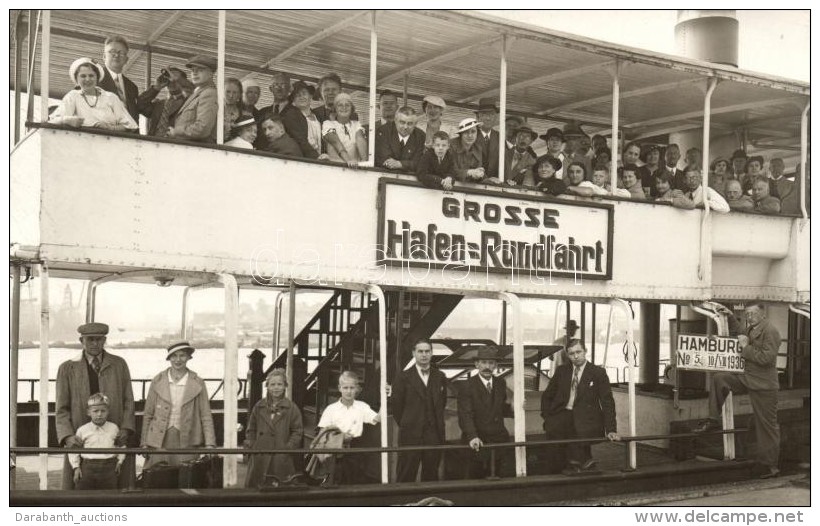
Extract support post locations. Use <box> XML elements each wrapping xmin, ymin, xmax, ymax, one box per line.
<box><xmin>40</xmin><ymin>10</ymin><xmax>50</xmax><ymax>122</ymax></box>
<box><xmin>218</xmin><ymin>273</ymin><xmax>239</xmax><ymax>487</ymax></box>
<box><xmin>14</xmin><ymin>13</ymin><xmax>25</xmax><ymax>143</ymax></box>
<box><xmin>367</xmin><ymin>10</ymin><xmax>378</xmax><ymax>167</ymax></box>
<box><xmin>609</xmin><ymin>61</ymin><xmax>620</xmax><ymax>191</ymax></box>
<box><xmin>610</xmin><ymin>298</ymin><xmax>636</xmax><ymax>470</ymax></box>
<box><xmin>402</xmin><ymin>73</ymin><xmax>408</xmax><ymax>106</ymax></box>
<box><xmin>499</xmin><ymin>292</ymin><xmax>526</xmax><ymax>476</ymax></box>
<box><xmin>273</xmin><ymin>292</ymin><xmax>285</xmax><ymax>360</ymax></box>
<box><xmin>38</xmin><ymin>263</ymin><xmax>50</xmax><ymax>489</ymax></box>
<box><xmin>27</xmin><ymin>10</ymin><xmax>37</xmax><ymax>124</ymax></box>
<box><xmin>800</xmin><ymin>101</ymin><xmax>810</xmax><ymax>219</ymax></box>
<box><xmin>366</xmin><ymin>284</ymin><xmax>389</xmax><ymax>483</ymax></box>
<box><xmin>497</xmin><ymin>35</ymin><xmax>508</xmax><ymax>183</ymax></box>
<box><xmin>145</xmin><ymin>45</ymin><xmax>152</xmax><ymax>91</ymax></box>
<box><xmin>11</xmin><ymin>265</ymin><xmax>22</xmax><ymax>471</ymax></box>
<box><xmin>499</xmin><ymin>301</ymin><xmax>507</xmax><ymax>345</ymax></box>
<box><xmin>286</xmin><ymin>282</ymin><xmax>296</xmax><ymax>399</ymax></box>
<box><xmin>216</xmin><ymin>10</ymin><xmax>226</xmax><ymax>145</ymax></box>
<box><xmin>698</xmin><ymin>78</ymin><xmax>718</xmax><ymax>282</ymax></box>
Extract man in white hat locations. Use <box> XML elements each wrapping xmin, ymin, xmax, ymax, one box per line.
<box><xmin>242</xmin><ymin>79</ymin><xmax>262</xmax><ymax>121</ymax></box>
<box><xmin>56</xmin><ymin>322</ymin><xmax>135</xmax><ymax>489</ymax></box>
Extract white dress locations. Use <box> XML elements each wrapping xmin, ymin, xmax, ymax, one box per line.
<box><xmin>322</xmin><ymin>119</ymin><xmax>364</xmax><ymax>162</ymax></box>
<box><xmin>51</xmin><ymin>88</ymin><xmax>138</xmax><ymax>130</ymax></box>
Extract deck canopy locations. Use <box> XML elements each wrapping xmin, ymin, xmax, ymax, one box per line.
<box><xmin>11</xmin><ymin>9</ymin><xmax>808</xmax><ymax>147</ymax></box>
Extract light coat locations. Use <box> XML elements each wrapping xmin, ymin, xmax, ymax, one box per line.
<box><xmin>140</xmin><ymin>369</ymin><xmax>216</xmax><ymax>449</ymax></box>
<box><xmin>170</xmin><ymin>81</ymin><xmax>218</xmax><ymax>143</ymax></box>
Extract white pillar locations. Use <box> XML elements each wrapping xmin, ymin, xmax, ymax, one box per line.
<box><xmin>367</xmin><ymin>10</ymin><xmax>378</xmax><ymax>168</ymax></box>
<box><xmin>800</xmin><ymin>101</ymin><xmax>810</xmax><ymax>219</ymax></box>
<box><xmin>216</xmin><ymin>10</ymin><xmax>226</xmax><ymax>145</ymax></box>
<box><xmin>218</xmin><ymin>273</ymin><xmax>239</xmax><ymax>486</ymax></box>
<box><xmin>497</xmin><ymin>36</ymin><xmax>508</xmax><ymax>183</ymax></box>
<box><xmin>286</xmin><ymin>281</ymin><xmax>296</xmax><ymax>399</ymax></box>
<box><xmin>499</xmin><ymin>292</ymin><xmax>526</xmax><ymax>476</ymax></box>
<box><xmin>700</xmin><ymin>78</ymin><xmax>718</xmax><ymax>213</ymax></box>
<box><xmin>610</xmin><ymin>298</ymin><xmax>636</xmax><ymax>470</ymax></box>
<box><xmin>366</xmin><ymin>284</ymin><xmax>389</xmax><ymax>483</ymax></box>
<box><xmin>39</xmin><ymin>10</ymin><xmax>50</xmax><ymax>122</ymax></box>
<box><xmin>10</xmin><ymin>266</ymin><xmax>21</xmax><ymax>463</ymax></box>
<box><xmin>38</xmin><ymin>263</ymin><xmax>50</xmax><ymax>489</ymax></box>
<box><xmin>609</xmin><ymin>61</ymin><xmax>621</xmax><ymax>191</ymax></box>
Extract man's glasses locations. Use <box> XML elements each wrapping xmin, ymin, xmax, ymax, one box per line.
<box><xmin>106</xmin><ymin>50</ymin><xmax>127</xmax><ymax>56</ymax></box>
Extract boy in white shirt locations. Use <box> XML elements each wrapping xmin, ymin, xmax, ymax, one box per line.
<box><xmin>69</xmin><ymin>393</ymin><xmax>125</xmax><ymax>490</ymax></box>
<box><xmin>317</xmin><ymin>371</ymin><xmax>381</xmax><ymax>484</ymax></box>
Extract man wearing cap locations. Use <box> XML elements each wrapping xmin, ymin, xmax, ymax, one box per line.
<box><xmin>417</xmin><ymin>95</ymin><xmax>454</xmax><ymax>147</ymax></box>
<box><xmin>242</xmin><ymin>79</ymin><xmax>262</xmax><ymax>121</ymax></box>
<box><xmin>168</xmin><ymin>54</ymin><xmax>218</xmax><ymax>143</ymax></box>
<box><xmin>136</xmin><ymin>66</ymin><xmax>193</xmax><ymax>137</ymax></box>
<box><xmin>541</xmin><ymin>339</ymin><xmax>618</xmax><ymax>475</ymax></box>
<box><xmin>390</xmin><ymin>340</ymin><xmax>448</xmax><ymax>482</ymax></box>
<box><xmin>56</xmin><ymin>322</ymin><xmax>136</xmax><ymax>489</ymax></box>
<box><xmin>505</xmin><ymin>125</ymin><xmax>538</xmax><ymax>185</ymax></box>
<box><xmin>98</xmin><ymin>35</ymin><xmax>140</xmax><ymax>123</ymax></box>
<box><xmin>375</xmin><ymin>106</ymin><xmax>426</xmax><ymax>172</ymax></box>
<box><xmin>457</xmin><ymin>346</ymin><xmax>514</xmax><ymax>478</ymax></box>
<box><xmin>539</xmin><ymin>127</ymin><xmax>567</xmax><ymax>179</ymax></box>
<box><xmin>475</xmin><ymin>97</ymin><xmax>501</xmax><ymax>179</ymax></box>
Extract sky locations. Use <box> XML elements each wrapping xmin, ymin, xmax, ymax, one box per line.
<box><xmin>488</xmin><ymin>10</ymin><xmax>809</xmax><ymax>82</ymax></box>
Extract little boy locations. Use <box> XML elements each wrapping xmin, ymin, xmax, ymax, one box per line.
<box><xmin>69</xmin><ymin>393</ymin><xmax>125</xmax><ymax>490</ymax></box>
<box><xmin>591</xmin><ymin>165</ymin><xmax>630</xmax><ymax>198</ymax></box>
<box><xmin>416</xmin><ymin>131</ymin><xmax>456</xmax><ymax>190</ymax></box>
<box><xmin>317</xmin><ymin>371</ymin><xmax>381</xmax><ymax>484</ymax></box>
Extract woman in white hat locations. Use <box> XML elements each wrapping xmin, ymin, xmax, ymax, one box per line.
<box><xmin>50</xmin><ymin>57</ymin><xmax>138</xmax><ymax>131</ymax></box>
<box><xmin>322</xmin><ymin>92</ymin><xmax>367</xmax><ymax>166</ymax></box>
<box><xmin>450</xmin><ymin>118</ymin><xmax>487</xmax><ymax>183</ymax></box>
<box><xmin>416</xmin><ymin>95</ymin><xmax>455</xmax><ymax>147</ymax></box>
<box><xmin>225</xmin><ymin>114</ymin><xmax>258</xmax><ymax>149</ymax></box>
<box><xmin>140</xmin><ymin>341</ymin><xmax>216</xmax><ymax>470</ymax></box>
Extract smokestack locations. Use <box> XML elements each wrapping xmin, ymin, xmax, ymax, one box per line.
<box><xmin>675</xmin><ymin>10</ymin><xmax>739</xmax><ymax>67</ymax></box>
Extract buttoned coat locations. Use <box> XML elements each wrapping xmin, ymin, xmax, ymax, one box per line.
<box><xmin>140</xmin><ymin>369</ymin><xmax>216</xmax><ymax>449</ymax></box>
<box><xmin>742</xmin><ymin>319</ymin><xmax>781</xmax><ymax>390</ymax></box>
<box><xmin>279</xmin><ymin>105</ymin><xmax>321</xmax><ymax>159</ymax></box>
<box><xmin>541</xmin><ymin>362</ymin><xmax>616</xmax><ymax>438</ymax></box>
<box><xmin>477</xmin><ymin>129</ymin><xmax>500</xmax><ymax>178</ymax></box>
<box><xmin>244</xmin><ymin>396</ymin><xmax>303</xmax><ymax>487</ymax></box>
<box><xmin>450</xmin><ymin>138</ymin><xmax>486</xmax><ymax>182</ymax></box>
<box><xmin>391</xmin><ymin>366</ymin><xmax>447</xmax><ymax>444</ymax></box>
<box><xmin>170</xmin><ymin>81</ymin><xmax>218</xmax><ymax>143</ymax></box>
<box><xmin>375</xmin><ymin>123</ymin><xmax>426</xmax><ymax>172</ymax></box>
<box><xmin>457</xmin><ymin>375</ymin><xmax>511</xmax><ymax>443</ymax></box>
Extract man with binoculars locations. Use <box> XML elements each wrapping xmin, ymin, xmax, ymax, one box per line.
<box><xmin>136</xmin><ymin>66</ymin><xmax>195</xmax><ymax>138</ymax></box>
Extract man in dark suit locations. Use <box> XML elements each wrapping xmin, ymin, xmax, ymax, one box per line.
<box><xmin>375</xmin><ymin>106</ymin><xmax>426</xmax><ymax>172</ymax></box>
<box><xmin>664</xmin><ymin>143</ymin><xmax>687</xmax><ymax>190</ymax></box>
<box><xmin>541</xmin><ymin>339</ymin><xmax>619</xmax><ymax>475</ymax></box>
<box><xmin>475</xmin><ymin>97</ymin><xmax>500</xmax><ymax>179</ymax></box>
<box><xmin>98</xmin><ymin>35</ymin><xmax>140</xmax><ymax>123</ymax></box>
<box><xmin>391</xmin><ymin>340</ymin><xmax>447</xmax><ymax>482</ymax></box>
<box><xmin>136</xmin><ymin>66</ymin><xmax>192</xmax><ymax>137</ymax></box>
<box><xmin>457</xmin><ymin>346</ymin><xmax>514</xmax><ymax>478</ymax></box>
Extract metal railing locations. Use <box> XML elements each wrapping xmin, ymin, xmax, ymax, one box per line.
<box><xmin>15</xmin><ymin>378</ymin><xmax>248</xmax><ymax>404</ymax></box>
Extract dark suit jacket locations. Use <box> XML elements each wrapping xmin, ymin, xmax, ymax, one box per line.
<box><xmin>458</xmin><ymin>375</ymin><xmax>512</xmax><ymax>443</ymax></box>
<box><xmin>98</xmin><ymin>67</ymin><xmax>140</xmax><ymax>122</ymax></box>
<box><xmin>391</xmin><ymin>366</ymin><xmax>447</xmax><ymax>444</ymax></box>
<box><xmin>135</xmin><ymin>87</ymin><xmax>187</xmax><ymax>137</ymax></box>
<box><xmin>279</xmin><ymin>105</ymin><xmax>320</xmax><ymax>159</ymax></box>
<box><xmin>416</xmin><ymin>149</ymin><xmax>456</xmax><ymax>188</ymax></box>
<box><xmin>541</xmin><ymin>362</ymin><xmax>616</xmax><ymax>438</ymax></box>
<box><xmin>266</xmin><ymin>134</ymin><xmax>303</xmax><ymax>158</ymax></box>
<box><xmin>375</xmin><ymin>124</ymin><xmax>426</xmax><ymax>172</ymax></box>
<box><xmin>477</xmin><ymin>129</ymin><xmax>500</xmax><ymax>178</ymax></box>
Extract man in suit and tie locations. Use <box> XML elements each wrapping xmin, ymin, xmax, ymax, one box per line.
<box><xmin>541</xmin><ymin>339</ymin><xmax>619</xmax><ymax>475</ymax></box>
<box><xmin>505</xmin><ymin>125</ymin><xmax>538</xmax><ymax>185</ymax></box>
<box><xmin>56</xmin><ymin>322</ymin><xmax>136</xmax><ymax>489</ymax></box>
<box><xmin>390</xmin><ymin>340</ymin><xmax>447</xmax><ymax>482</ymax></box>
<box><xmin>458</xmin><ymin>346</ymin><xmax>514</xmax><ymax>478</ymax></box>
<box><xmin>136</xmin><ymin>66</ymin><xmax>193</xmax><ymax>137</ymax></box>
<box><xmin>475</xmin><ymin>97</ymin><xmax>500</xmax><ymax>179</ymax></box>
<box><xmin>375</xmin><ymin>106</ymin><xmax>426</xmax><ymax>173</ymax></box>
<box><xmin>664</xmin><ymin>143</ymin><xmax>687</xmax><ymax>191</ymax></box>
<box><xmin>258</xmin><ymin>72</ymin><xmax>291</xmax><ymax>117</ymax></box>
<box><xmin>167</xmin><ymin>55</ymin><xmax>218</xmax><ymax>143</ymax></box>
<box><xmin>98</xmin><ymin>35</ymin><xmax>140</xmax><ymax>123</ymax></box>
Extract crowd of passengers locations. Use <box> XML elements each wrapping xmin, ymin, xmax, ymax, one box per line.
<box><xmin>51</xmin><ymin>36</ymin><xmax>805</xmax><ymax>216</ymax></box>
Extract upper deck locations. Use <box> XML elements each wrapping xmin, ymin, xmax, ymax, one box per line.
<box><xmin>10</xmin><ymin>124</ymin><xmax>809</xmax><ymax>303</ymax></box>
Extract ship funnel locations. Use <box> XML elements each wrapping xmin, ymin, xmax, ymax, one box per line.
<box><xmin>675</xmin><ymin>10</ymin><xmax>739</xmax><ymax>67</ymax></box>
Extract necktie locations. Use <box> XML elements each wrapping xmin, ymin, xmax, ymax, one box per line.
<box><xmin>567</xmin><ymin>367</ymin><xmax>580</xmax><ymax>409</ymax></box>
<box><xmin>274</xmin><ymin>103</ymin><xmax>281</xmax><ymax>115</ymax></box>
<box><xmin>486</xmin><ymin>380</ymin><xmax>492</xmax><ymax>394</ymax></box>
<box><xmin>91</xmin><ymin>356</ymin><xmax>101</xmax><ymax>375</ymax></box>
<box><xmin>114</xmin><ymin>74</ymin><xmax>126</xmax><ymax>101</ymax></box>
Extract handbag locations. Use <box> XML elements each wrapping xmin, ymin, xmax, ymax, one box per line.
<box><xmin>139</xmin><ymin>461</ymin><xmax>180</xmax><ymax>489</ymax></box>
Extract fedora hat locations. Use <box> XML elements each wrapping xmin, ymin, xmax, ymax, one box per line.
<box><xmin>69</xmin><ymin>57</ymin><xmax>105</xmax><ymax>84</ymax></box>
<box><xmin>166</xmin><ymin>341</ymin><xmax>195</xmax><ymax>360</ymax></box>
<box><xmin>540</xmin><ymin>127</ymin><xmax>564</xmax><ymax>142</ymax></box>
<box><xmin>476</xmin><ymin>97</ymin><xmax>499</xmax><ymax>113</ymax></box>
<box><xmin>475</xmin><ymin>345</ymin><xmax>499</xmax><ymax>361</ymax></box>
<box><xmin>514</xmin><ymin>125</ymin><xmax>538</xmax><ymax>142</ymax></box>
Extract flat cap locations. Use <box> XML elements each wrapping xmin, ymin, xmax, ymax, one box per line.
<box><xmin>422</xmin><ymin>95</ymin><xmax>446</xmax><ymax>109</ymax></box>
<box><xmin>185</xmin><ymin>54</ymin><xmax>217</xmax><ymax>71</ymax></box>
<box><xmin>78</xmin><ymin>322</ymin><xmax>109</xmax><ymax>336</ymax></box>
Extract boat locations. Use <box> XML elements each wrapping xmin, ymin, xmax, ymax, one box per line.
<box><xmin>9</xmin><ymin>9</ymin><xmax>810</xmax><ymax>506</ymax></box>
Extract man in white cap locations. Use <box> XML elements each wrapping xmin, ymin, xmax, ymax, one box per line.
<box><xmin>168</xmin><ymin>54</ymin><xmax>218</xmax><ymax>143</ymax></box>
<box><xmin>56</xmin><ymin>322</ymin><xmax>135</xmax><ymax>489</ymax></box>
<box><xmin>242</xmin><ymin>79</ymin><xmax>262</xmax><ymax>121</ymax></box>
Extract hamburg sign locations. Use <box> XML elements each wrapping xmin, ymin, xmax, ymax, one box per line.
<box><xmin>376</xmin><ymin>180</ymin><xmax>614</xmax><ymax>280</ymax></box>
<box><xmin>676</xmin><ymin>334</ymin><xmax>745</xmax><ymax>373</ymax></box>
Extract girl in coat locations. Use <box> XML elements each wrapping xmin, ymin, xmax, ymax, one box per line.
<box><xmin>140</xmin><ymin>341</ymin><xmax>216</xmax><ymax>469</ymax></box>
<box><xmin>244</xmin><ymin>369</ymin><xmax>304</xmax><ymax>487</ymax></box>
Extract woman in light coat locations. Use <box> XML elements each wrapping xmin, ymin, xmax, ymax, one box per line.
<box><xmin>244</xmin><ymin>369</ymin><xmax>304</xmax><ymax>487</ymax></box>
<box><xmin>141</xmin><ymin>341</ymin><xmax>216</xmax><ymax>468</ymax></box>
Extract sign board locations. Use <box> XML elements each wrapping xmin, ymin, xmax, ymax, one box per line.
<box><xmin>377</xmin><ymin>180</ymin><xmax>613</xmax><ymax>280</ymax></box>
<box><xmin>676</xmin><ymin>333</ymin><xmax>745</xmax><ymax>373</ymax></box>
